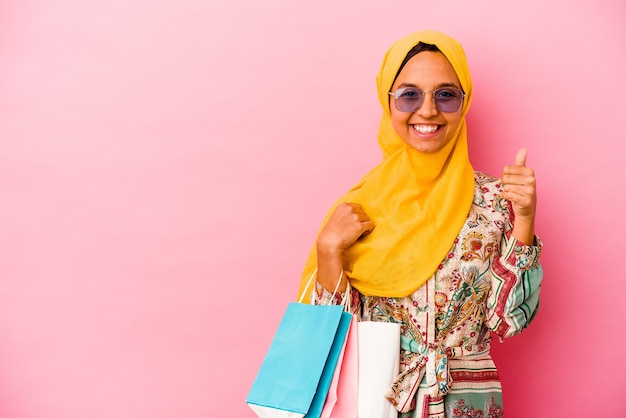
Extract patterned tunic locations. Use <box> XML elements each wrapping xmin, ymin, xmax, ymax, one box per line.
<box><xmin>313</xmin><ymin>172</ymin><xmax>543</xmax><ymax>418</ymax></box>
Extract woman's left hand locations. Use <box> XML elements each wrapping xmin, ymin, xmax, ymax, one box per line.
<box><xmin>501</xmin><ymin>148</ymin><xmax>537</xmax><ymax>245</ymax></box>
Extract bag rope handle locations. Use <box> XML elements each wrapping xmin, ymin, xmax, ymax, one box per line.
<box><xmin>298</xmin><ymin>268</ymin><xmax>345</xmax><ymax>305</ymax></box>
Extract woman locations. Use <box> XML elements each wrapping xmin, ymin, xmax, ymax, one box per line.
<box><xmin>297</xmin><ymin>31</ymin><xmax>543</xmax><ymax>417</ymax></box>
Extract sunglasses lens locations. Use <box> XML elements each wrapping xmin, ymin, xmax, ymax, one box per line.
<box><xmin>433</xmin><ymin>88</ymin><xmax>463</xmax><ymax>112</ymax></box>
<box><xmin>394</xmin><ymin>88</ymin><xmax>423</xmax><ymax>112</ymax></box>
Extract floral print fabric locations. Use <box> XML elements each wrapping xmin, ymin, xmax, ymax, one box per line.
<box><xmin>313</xmin><ymin>172</ymin><xmax>543</xmax><ymax>417</ymax></box>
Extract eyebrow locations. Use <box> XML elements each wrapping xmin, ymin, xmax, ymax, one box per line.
<box><xmin>396</xmin><ymin>81</ymin><xmax>461</xmax><ymax>90</ymax></box>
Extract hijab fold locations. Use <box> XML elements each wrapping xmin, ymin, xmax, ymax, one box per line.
<box><xmin>297</xmin><ymin>31</ymin><xmax>475</xmax><ymax>301</ymax></box>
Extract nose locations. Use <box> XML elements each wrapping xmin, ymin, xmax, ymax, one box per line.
<box><xmin>416</xmin><ymin>91</ymin><xmax>439</xmax><ymax>118</ymax></box>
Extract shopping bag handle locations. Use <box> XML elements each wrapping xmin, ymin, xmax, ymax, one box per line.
<box><xmin>343</xmin><ymin>280</ymin><xmax>352</xmax><ymax>312</ymax></box>
<box><xmin>298</xmin><ymin>268</ymin><xmax>344</xmax><ymax>305</ymax></box>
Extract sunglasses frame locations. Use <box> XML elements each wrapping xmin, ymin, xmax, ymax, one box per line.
<box><xmin>388</xmin><ymin>86</ymin><xmax>466</xmax><ymax>113</ymax></box>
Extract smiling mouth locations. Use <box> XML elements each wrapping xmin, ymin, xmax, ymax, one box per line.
<box><xmin>412</xmin><ymin>124</ymin><xmax>440</xmax><ymax>134</ymax></box>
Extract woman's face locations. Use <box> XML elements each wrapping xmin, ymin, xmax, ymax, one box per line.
<box><xmin>389</xmin><ymin>51</ymin><xmax>463</xmax><ymax>153</ymax></box>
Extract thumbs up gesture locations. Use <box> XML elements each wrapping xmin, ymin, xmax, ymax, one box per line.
<box><xmin>501</xmin><ymin>148</ymin><xmax>537</xmax><ymax>245</ymax></box>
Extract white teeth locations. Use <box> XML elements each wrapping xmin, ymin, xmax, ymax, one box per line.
<box><xmin>413</xmin><ymin>124</ymin><xmax>438</xmax><ymax>133</ymax></box>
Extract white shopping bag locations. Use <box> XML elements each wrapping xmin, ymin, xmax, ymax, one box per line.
<box><xmin>357</xmin><ymin>321</ymin><xmax>400</xmax><ymax>418</ymax></box>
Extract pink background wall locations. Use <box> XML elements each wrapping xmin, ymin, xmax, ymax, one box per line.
<box><xmin>1</xmin><ymin>0</ymin><xmax>625</xmax><ymax>417</ymax></box>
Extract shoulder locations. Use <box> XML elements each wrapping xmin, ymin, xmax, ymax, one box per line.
<box><xmin>472</xmin><ymin>171</ymin><xmax>510</xmax><ymax>217</ymax></box>
<box><xmin>473</xmin><ymin>171</ymin><xmax>502</xmax><ymax>198</ymax></box>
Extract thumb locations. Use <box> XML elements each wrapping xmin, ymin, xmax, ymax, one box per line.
<box><xmin>515</xmin><ymin>148</ymin><xmax>528</xmax><ymax>167</ymax></box>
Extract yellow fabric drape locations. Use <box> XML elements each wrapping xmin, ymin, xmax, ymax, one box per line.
<box><xmin>297</xmin><ymin>30</ymin><xmax>475</xmax><ymax>302</ymax></box>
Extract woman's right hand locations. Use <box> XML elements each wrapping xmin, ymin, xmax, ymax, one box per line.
<box><xmin>317</xmin><ymin>202</ymin><xmax>375</xmax><ymax>253</ymax></box>
<box><xmin>315</xmin><ymin>203</ymin><xmax>374</xmax><ymax>292</ymax></box>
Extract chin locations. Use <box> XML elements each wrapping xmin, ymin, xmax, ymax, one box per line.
<box><xmin>408</xmin><ymin>141</ymin><xmax>445</xmax><ymax>154</ymax></box>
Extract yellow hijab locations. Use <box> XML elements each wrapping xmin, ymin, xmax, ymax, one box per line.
<box><xmin>297</xmin><ymin>31</ymin><xmax>475</xmax><ymax>301</ymax></box>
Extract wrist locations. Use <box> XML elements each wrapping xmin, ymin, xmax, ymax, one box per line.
<box><xmin>512</xmin><ymin>217</ymin><xmax>535</xmax><ymax>246</ymax></box>
<box><xmin>315</xmin><ymin>246</ymin><xmax>347</xmax><ymax>293</ymax></box>
<box><xmin>315</xmin><ymin>238</ymin><xmax>344</xmax><ymax>258</ymax></box>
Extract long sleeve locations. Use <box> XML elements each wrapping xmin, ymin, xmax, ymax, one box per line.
<box><xmin>311</xmin><ymin>281</ymin><xmax>361</xmax><ymax>317</ymax></box>
<box><xmin>486</xmin><ymin>233</ymin><xmax>543</xmax><ymax>339</ymax></box>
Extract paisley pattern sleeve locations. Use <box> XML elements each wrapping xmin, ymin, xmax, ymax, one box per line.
<box><xmin>311</xmin><ymin>281</ymin><xmax>362</xmax><ymax>316</ymax></box>
<box><xmin>486</xmin><ymin>233</ymin><xmax>543</xmax><ymax>339</ymax></box>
